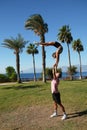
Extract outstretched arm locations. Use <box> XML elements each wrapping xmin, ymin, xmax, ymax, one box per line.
<box><xmin>40</xmin><ymin>42</ymin><xmax>55</xmax><ymax>46</ymax></box>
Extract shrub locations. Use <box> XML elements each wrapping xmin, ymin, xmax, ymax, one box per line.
<box><xmin>0</xmin><ymin>74</ymin><xmax>9</xmax><ymax>83</ymax></box>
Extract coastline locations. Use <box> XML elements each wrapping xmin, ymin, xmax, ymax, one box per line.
<box><xmin>20</xmin><ymin>72</ymin><xmax>87</xmax><ymax>81</ymax></box>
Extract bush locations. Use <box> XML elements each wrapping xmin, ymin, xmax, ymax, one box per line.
<box><xmin>0</xmin><ymin>74</ymin><xmax>9</xmax><ymax>83</ymax></box>
<box><xmin>9</xmin><ymin>73</ymin><xmax>17</xmax><ymax>82</ymax></box>
<box><xmin>6</xmin><ymin>66</ymin><xmax>17</xmax><ymax>82</ymax></box>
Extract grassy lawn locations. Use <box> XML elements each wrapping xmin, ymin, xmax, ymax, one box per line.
<box><xmin>0</xmin><ymin>80</ymin><xmax>87</xmax><ymax>130</ymax></box>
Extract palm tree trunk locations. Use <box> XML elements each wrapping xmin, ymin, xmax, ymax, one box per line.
<box><xmin>32</xmin><ymin>54</ymin><xmax>36</xmax><ymax>81</ymax></box>
<box><xmin>42</xmin><ymin>46</ymin><xmax>46</xmax><ymax>82</ymax></box>
<box><xmin>67</xmin><ymin>43</ymin><xmax>73</xmax><ymax>80</ymax></box>
<box><xmin>78</xmin><ymin>52</ymin><xmax>82</xmax><ymax>79</ymax></box>
<box><xmin>40</xmin><ymin>35</ymin><xmax>46</xmax><ymax>82</ymax></box>
<box><xmin>16</xmin><ymin>53</ymin><xmax>21</xmax><ymax>83</ymax></box>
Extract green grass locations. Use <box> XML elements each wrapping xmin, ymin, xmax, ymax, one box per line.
<box><xmin>0</xmin><ymin>81</ymin><xmax>51</xmax><ymax>112</ymax></box>
<box><xmin>0</xmin><ymin>80</ymin><xmax>87</xmax><ymax>130</ymax></box>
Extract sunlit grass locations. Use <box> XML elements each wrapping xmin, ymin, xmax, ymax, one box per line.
<box><xmin>0</xmin><ymin>80</ymin><xmax>87</xmax><ymax>112</ymax></box>
<box><xmin>0</xmin><ymin>80</ymin><xmax>87</xmax><ymax>130</ymax></box>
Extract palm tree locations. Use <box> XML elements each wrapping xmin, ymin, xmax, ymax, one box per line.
<box><xmin>2</xmin><ymin>34</ymin><xmax>28</xmax><ymax>83</ymax></box>
<box><xmin>72</xmin><ymin>39</ymin><xmax>84</xmax><ymax>79</ymax></box>
<box><xmin>25</xmin><ymin>14</ymin><xmax>48</xmax><ymax>82</ymax></box>
<box><xmin>26</xmin><ymin>43</ymin><xmax>39</xmax><ymax>81</ymax></box>
<box><xmin>58</xmin><ymin>25</ymin><xmax>73</xmax><ymax>80</ymax></box>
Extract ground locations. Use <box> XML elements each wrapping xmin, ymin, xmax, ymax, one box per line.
<box><xmin>0</xmin><ymin>81</ymin><xmax>87</xmax><ymax>130</ymax></box>
<box><xmin>0</xmin><ymin>105</ymin><xmax>87</xmax><ymax>130</ymax></box>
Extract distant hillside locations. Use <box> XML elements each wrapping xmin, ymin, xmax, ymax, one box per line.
<box><xmin>61</xmin><ymin>65</ymin><xmax>87</xmax><ymax>72</ymax></box>
<box><xmin>21</xmin><ymin>65</ymin><xmax>87</xmax><ymax>73</ymax></box>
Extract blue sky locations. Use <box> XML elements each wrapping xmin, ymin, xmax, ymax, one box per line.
<box><xmin>0</xmin><ymin>0</ymin><xmax>87</xmax><ymax>73</ymax></box>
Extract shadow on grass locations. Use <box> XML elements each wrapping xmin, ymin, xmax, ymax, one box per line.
<box><xmin>2</xmin><ymin>84</ymin><xmax>42</xmax><ymax>90</ymax></box>
<box><xmin>67</xmin><ymin>109</ymin><xmax>87</xmax><ymax>119</ymax></box>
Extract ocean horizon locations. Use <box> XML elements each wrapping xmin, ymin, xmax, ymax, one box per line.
<box><xmin>20</xmin><ymin>72</ymin><xmax>87</xmax><ymax>81</ymax></box>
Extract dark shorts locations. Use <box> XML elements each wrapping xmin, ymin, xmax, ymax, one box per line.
<box><xmin>52</xmin><ymin>92</ymin><xmax>61</xmax><ymax>105</ymax></box>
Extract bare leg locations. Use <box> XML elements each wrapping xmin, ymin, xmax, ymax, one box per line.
<box><xmin>59</xmin><ymin>103</ymin><xmax>66</xmax><ymax>113</ymax></box>
<box><xmin>54</xmin><ymin>101</ymin><xmax>58</xmax><ymax>112</ymax></box>
<box><xmin>50</xmin><ymin>102</ymin><xmax>58</xmax><ymax>117</ymax></box>
<box><xmin>59</xmin><ymin>103</ymin><xmax>67</xmax><ymax>120</ymax></box>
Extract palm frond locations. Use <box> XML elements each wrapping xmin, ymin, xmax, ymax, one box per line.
<box><xmin>2</xmin><ymin>34</ymin><xmax>28</xmax><ymax>53</ymax></box>
<box><xmin>25</xmin><ymin>14</ymin><xmax>48</xmax><ymax>35</ymax></box>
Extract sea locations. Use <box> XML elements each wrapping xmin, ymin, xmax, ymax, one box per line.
<box><xmin>20</xmin><ymin>72</ymin><xmax>87</xmax><ymax>81</ymax></box>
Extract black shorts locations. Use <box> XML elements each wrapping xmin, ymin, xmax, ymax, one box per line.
<box><xmin>52</xmin><ymin>92</ymin><xmax>61</xmax><ymax>105</ymax></box>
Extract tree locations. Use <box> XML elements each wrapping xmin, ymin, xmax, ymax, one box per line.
<box><xmin>6</xmin><ymin>66</ymin><xmax>17</xmax><ymax>81</ymax></box>
<box><xmin>45</xmin><ymin>68</ymin><xmax>53</xmax><ymax>79</ymax></box>
<box><xmin>6</xmin><ymin>66</ymin><xmax>16</xmax><ymax>77</ymax></box>
<box><xmin>72</xmin><ymin>39</ymin><xmax>84</xmax><ymax>79</ymax></box>
<box><xmin>58</xmin><ymin>25</ymin><xmax>73</xmax><ymax>80</ymax></box>
<box><xmin>2</xmin><ymin>34</ymin><xmax>28</xmax><ymax>83</ymax></box>
<box><xmin>26</xmin><ymin>43</ymin><xmax>39</xmax><ymax>81</ymax></box>
<box><xmin>67</xmin><ymin>65</ymin><xmax>77</xmax><ymax>80</ymax></box>
<box><xmin>25</xmin><ymin>14</ymin><xmax>48</xmax><ymax>82</ymax></box>
<box><xmin>0</xmin><ymin>74</ymin><xmax>9</xmax><ymax>83</ymax></box>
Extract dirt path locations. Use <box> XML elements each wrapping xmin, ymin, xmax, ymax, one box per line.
<box><xmin>0</xmin><ymin>82</ymin><xmax>16</xmax><ymax>86</ymax></box>
<box><xmin>0</xmin><ymin>105</ymin><xmax>87</xmax><ymax>130</ymax></box>
<box><xmin>0</xmin><ymin>105</ymin><xmax>65</xmax><ymax>130</ymax></box>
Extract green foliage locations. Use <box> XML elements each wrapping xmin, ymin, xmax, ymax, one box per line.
<box><xmin>58</xmin><ymin>25</ymin><xmax>73</xmax><ymax>44</ymax></box>
<box><xmin>67</xmin><ymin>65</ymin><xmax>77</xmax><ymax>76</ymax></box>
<box><xmin>9</xmin><ymin>73</ymin><xmax>17</xmax><ymax>81</ymax></box>
<box><xmin>26</xmin><ymin>43</ymin><xmax>39</xmax><ymax>55</ymax></box>
<box><xmin>2</xmin><ymin>34</ymin><xmax>28</xmax><ymax>53</ymax></box>
<box><xmin>6</xmin><ymin>66</ymin><xmax>16</xmax><ymax>77</ymax></box>
<box><xmin>72</xmin><ymin>39</ymin><xmax>84</xmax><ymax>52</ymax></box>
<box><xmin>25</xmin><ymin>14</ymin><xmax>48</xmax><ymax>36</ymax></box>
<box><xmin>0</xmin><ymin>74</ymin><xmax>9</xmax><ymax>83</ymax></box>
<box><xmin>6</xmin><ymin>66</ymin><xmax>17</xmax><ymax>82</ymax></box>
<box><xmin>45</xmin><ymin>68</ymin><xmax>53</xmax><ymax>79</ymax></box>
